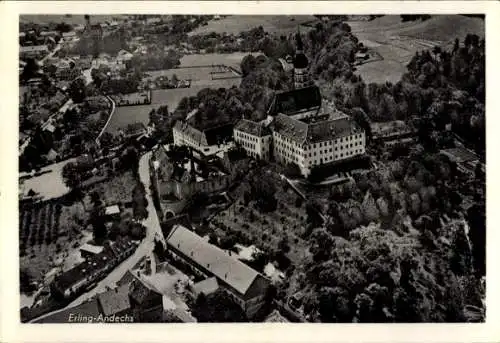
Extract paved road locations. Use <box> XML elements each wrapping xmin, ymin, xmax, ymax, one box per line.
<box><xmin>96</xmin><ymin>96</ymin><xmax>116</xmax><ymax>142</ymax></box>
<box><xmin>66</xmin><ymin>152</ymin><xmax>165</xmax><ymax>305</ymax></box>
<box><xmin>30</xmin><ymin>152</ymin><xmax>166</xmax><ymax>321</ymax></box>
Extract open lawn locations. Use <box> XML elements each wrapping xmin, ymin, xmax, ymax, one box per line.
<box><xmin>350</xmin><ymin>15</ymin><xmax>484</xmax><ymax>84</ymax></box>
<box><xmin>145</xmin><ymin>66</ymin><xmax>240</xmax><ymax>82</ymax></box>
<box><xmin>104</xmin><ymin>54</ymin><xmax>246</xmax><ymax>134</ymax></box>
<box><xmin>104</xmin><ymin>86</ymin><xmax>209</xmax><ymax>134</ymax></box>
<box><xmin>188</xmin><ymin>15</ymin><xmax>317</xmax><ymax>36</ymax></box>
<box><xmin>179</xmin><ymin>53</ymin><xmax>258</xmax><ymax>71</ymax></box>
<box><xmin>85</xmin><ymin>170</ymin><xmax>137</xmax><ymax>207</ymax></box>
<box><xmin>19</xmin><ymin>158</ymin><xmax>77</xmax><ymax>201</ymax></box>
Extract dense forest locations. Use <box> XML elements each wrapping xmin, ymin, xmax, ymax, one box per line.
<box><xmin>326</xmin><ymin>33</ymin><xmax>485</xmax><ymax>155</ymax></box>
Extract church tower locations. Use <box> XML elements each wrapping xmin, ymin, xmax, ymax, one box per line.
<box><xmin>293</xmin><ymin>28</ymin><xmax>312</xmax><ymax>89</ymax></box>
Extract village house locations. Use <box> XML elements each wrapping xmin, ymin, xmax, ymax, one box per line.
<box><xmin>51</xmin><ymin>238</ymin><xmax>137</xmax><ymax>300</ymax></box>
<box><xmin>80</xmin><ymin>243</ymin><xmax>104</xmax><ymax>259</ymax></box>
<box><xmin>20</xmin><ymin>45</ymin><xmax>49</xmax><ymax>60</ymax></box>
<box><xmin>97</xmin><ymin>284</ymin><xmax>132</xmax><ymax>317</ymax></box>
<box><xmin>173</xmin><ymin>121</ymin><xmax>234</xmax><ymax>158</ymax></box>
<box><xmin>165</xmin><ymin>225</ymin><xmax>271</xmax><ymax>318</ymax></box>
<box><xmin>129</xmin><ymin>277</ymin><xmax>164</xmax><ymax>322</ymax></box>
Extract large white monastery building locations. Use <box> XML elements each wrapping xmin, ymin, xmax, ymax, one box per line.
<box><xmin>234</xmin><ymin>30</ymin><xmax>366</xmax><ymax>176</ymax></box>
<box><xmin>171</xmin><ymin>30</ymin><xmax>366</xmax><ymax>177</ymax></box>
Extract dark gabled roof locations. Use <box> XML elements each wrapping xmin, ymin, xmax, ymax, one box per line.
<box><xmin>294</xmin><ymin>53</ymin><xmax>309</xmax><ymax>69</ymax></box>
<box><xmin>173</xmin><ymin>121</ymin><xmax>206</xmax><ymax>146</ymax></box>
<box><xmin>234</xmin><ymin>119</ymin><xmax>271</xmax><ymax>137</ymax></box>
<box><xmin>166</xmin><ymin>225</ymin><xmax>263</xmax><ymax>296</ymax></box>
<box><xmin>53</xmin><ymin>249</ymin><xmax>114</xmax><ymax>291</ymax></box>
<box><xmin>273</xmin><ymin>114</ymin><xmax>362</xmax><ymax>145</ymax></box>
<box><xmin>97</xmin><ymin>284</ymin><xmax>131</xmax><ymax>316</ymax></box>
<box><xmin>268</xmin><ymin>86</ymin><xmax>321</xmax><ymax>116</ymax></box>
<box><xmin>306</xmin><ymin>117</ymin><xmax>359</xmax><ymax>144</ymax></box>
<box><xmin>117</xmin><ymin>270</ymin><xmax>137</xmax><ymax>287</ymax></box>
<box><xmin>129</xmin><ymin>278</ymin><xmax>162</xmax><ymax>306</ymax></box>
<box><xmin>203</xmin><ymin>123</ymin><xmax>234</xmax><ymax>146</ymax></box>
<box><xmin>272</xmin><ymin>113</ymin><xmax>308</xmax><ymax>144</ymax></box>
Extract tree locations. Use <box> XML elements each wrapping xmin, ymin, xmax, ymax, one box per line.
<box><xmin>283</xmin><ymin>163</ymin><xmax>302</xmax><ymax>179</ymax></box>
<box><xmin>20</xmin><ymin>268</ymin><xmax>36</xmax><ymax>295</ymax></box>
<box><xmin>55</xmin><ymin>22</ymin><xmax>73</xmax><ymax>33</ymax></box>
<box><xmin>249</xmin><ymin>171</ymin><xmax>277</xmax><ymax>212</ymax></box>
<box><xmin>69</xmin><ymin>78</ymin><xmax>87</xmax><ymax>103</ymax></box>
<box><xmin>318</xmin><ymin>286</ymin><xmax>352</xmax><ymax>322</ymax></box>
<box><xmin>121</xmin><ymin>147</ymin><xmax>140</xmax><ymax>173</ymax></box>
<box><xmin>61</xmin><ymin>162</ymin><xmax>84</xmax><ymax>191</ymax></box>
<box><xmin>241</xmin><ymin>54</ymin><xmax>257</xmax><ymax>77</ymax></box>
<box><xmin>90</xmin><ymin>206</ymin><xmax>107</xmax><ymax>244</ymax></box>
<box><xmin>192</xmin><ymin>290</ymin><xmax>248</xmax><ymax>322</ymax></box>
<box><xmin>21</xmin><ymin>58</ymin><xmax>40</xmax><ymax>82</ymax></box>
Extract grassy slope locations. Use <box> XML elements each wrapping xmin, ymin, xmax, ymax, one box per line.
<box><xmin>188</xmin><ymin>15</ymin><xmax>317</xmax><ymax>36</ymax></box>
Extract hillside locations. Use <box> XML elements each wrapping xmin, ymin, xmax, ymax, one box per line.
<box><xmin>350</xmin><ymin>15</ymin><xmax>485</xmax><ymax>84</ymax></box>
<box><xmin>394</xmin><ymin>15</ymin><xmax>484</xmax><ymax>42</ymax></box>
<box><xmin>188</xmin><ymin>15</ymin><xmax>317</xmax><ymax>36</ymax></box>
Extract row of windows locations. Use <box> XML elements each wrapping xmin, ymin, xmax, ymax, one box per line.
<box><xmin>240</xmin><ymin>140</ymin><xmax>256</xmax><ymax>151</ymax></box>
<box><xmin>235</xmin><ymin>131</ymin><xmax>261</xmax><ymax>143</ymax></box>
<box><xmin>307</xmin><ymin>149</ymin><xmax>364</xmax><ymax>166</ymax></box>
<box><xmin>307</xmin><ymin>135</ymin><xmax>364</xmax><ymax>150</ymax></box>
<box><xmin>307</xmin><ymin>141</ymin><xmax>364</xmax><ymax>157</ymax></box>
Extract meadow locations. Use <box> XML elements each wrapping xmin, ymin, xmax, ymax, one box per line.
<box><xmin>188</xmin><ymin>15</ymin><xmax>317</xmax><ymax>36</ymax></box>
<box><xmin>104</xmin><ymin>53</ymin><xmax>247</xmax><ymax>134</ymax></box>
<box><xmin>350</xmin><ymin>15</ymin><xmax>484</xmax><ymax>84</ymax></box>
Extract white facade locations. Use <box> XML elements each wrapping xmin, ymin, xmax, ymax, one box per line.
<box><xmin>234</xmin><ymin>129</ymin><xmax>272</xmax><ymax>160</ymax></box>
<box><xmin>294</xmin><ymin>67</ymin><xmax>310</xmax><ymax>89</ymax></box>
<box><xmin>273</xmin><ymin>130</ymin><xmax>366</xmax><ymax>176</ymax></box>
<box><xmin>173</xmin><ymin>124</ymin><xmax>233</xmax><ymax>157</ymax></box>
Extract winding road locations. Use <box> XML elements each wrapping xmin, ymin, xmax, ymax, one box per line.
<box><xmin>30</xmin><ymin>151</ymin><xmax>165</xmax><ymax>322</ymax></box>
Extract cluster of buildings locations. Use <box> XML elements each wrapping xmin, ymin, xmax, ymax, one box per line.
<box><xmin>50</xmin><ymin>237</ymin><xmax>138</xmax><ymax>300</ymax></box>
<box><xmin>172</xmin><ymin>31</ymin><xmax>366</xmax><ymax>177</ymax></box>
<box><xmin>164</xmin><ymin>224</ymin><xmax>271</xmax><ymax>318</ymax></box>
<box><xmin>36</xmin><ymin>270</ymin><xmax>165</xmax><ymax>323</ymax></box>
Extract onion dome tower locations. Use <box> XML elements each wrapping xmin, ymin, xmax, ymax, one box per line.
<box><xmin>293</xmin><ymin>28</ymin><xmax>312</xmax><ymax>89</ymax></box>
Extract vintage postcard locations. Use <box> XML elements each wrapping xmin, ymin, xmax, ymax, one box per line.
<box><xmin>1</xmin><ymin>1</ymin><xmax>499</xmax><ymax>343</ymax></box>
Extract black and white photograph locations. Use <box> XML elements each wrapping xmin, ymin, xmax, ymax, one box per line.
<box><xmin>14</xmin><ymin>11</ymin><xmax>487</xmax><ymax>326</ymax></box>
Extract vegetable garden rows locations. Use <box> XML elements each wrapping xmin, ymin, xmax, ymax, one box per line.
<box><xmin>19</xmin><ymin>201</ymin><xmax>63</xmax><ymax>255</ymax></box>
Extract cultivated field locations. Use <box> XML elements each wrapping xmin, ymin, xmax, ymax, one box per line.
<box><xmin>179</xmin><ymin>53</ymin><xmax>258</xmax><ymax>71</ymax></box>
<box><xmin>188</xmin><ymin>15</ymin><xmax>317</xmax><ymax>36</ymax></box>
<box><xmin>19</xmin><ymin>200</ymin><xmax>90</xmax><ymax>307</ymax></box>
<box><xmin>350</xmin><ymin>15</ymin><xmax>484</xmax><ymax>84</ymax></box>
<box><xmin>144</xmin><ymin>66</ymin><xmax>240</xmax><ymax>82</ymax></box>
